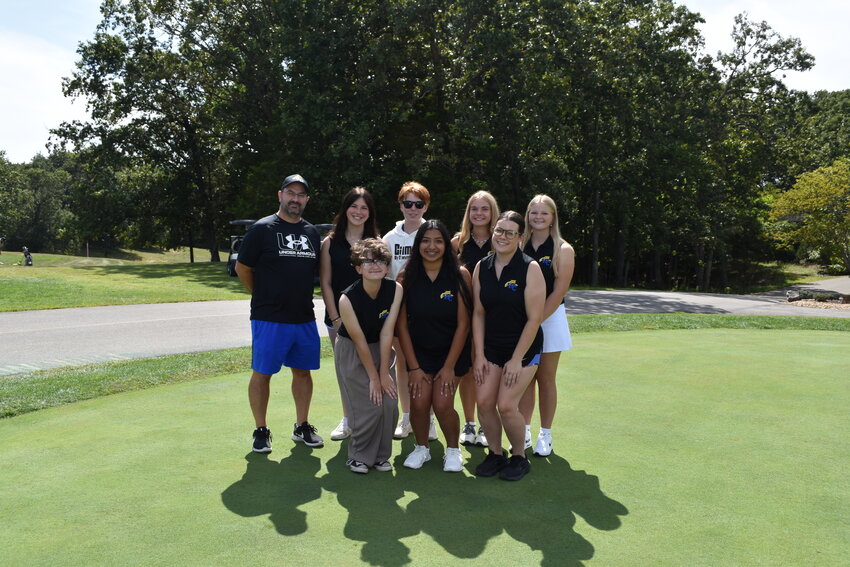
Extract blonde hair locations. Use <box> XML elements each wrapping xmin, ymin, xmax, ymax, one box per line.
<box><xmin>456</xmin><ymin>190</ymin><xmax>500</xmax><ymax>257</ymax></box>
<box><xmin>523</xmin><ymin>194</ymin><xmax>566</xmax><ymax>278</ymax></box>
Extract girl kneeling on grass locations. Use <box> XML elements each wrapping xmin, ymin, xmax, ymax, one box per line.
<box><xmin>335</xmin><ymin>239</ymin><xmax>403</xmax><ymax>474</ymax></box>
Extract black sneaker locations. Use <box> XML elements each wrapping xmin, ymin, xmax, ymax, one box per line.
<box><xmin>499</xmin><ymin>455</ymin><xmax>531</xmax><ymax>481</ymax></box>
<box><xmin>252</xmin><ymin>427</ymin><xmax>272</xmax><ymax>453</ymax></box>
<box><xmin>474</xmin><ymin>450</ymin><xmax>509</xmax><ymax>477</ymax></box>
<box><xmin>346</xmin><ymin>459</ymin><xmax>369</xmax><ymax>474</ymax></box>
<box><xmin>292</xmin><ymin>421</ymin><xmax>324</xmax><ymax>447</ymax></box>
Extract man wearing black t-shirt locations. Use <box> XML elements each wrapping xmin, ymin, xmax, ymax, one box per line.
<box><xmin>235</xmin><ymin>174</ymin><xmax>324</xmax><ymax>453</ymax></box>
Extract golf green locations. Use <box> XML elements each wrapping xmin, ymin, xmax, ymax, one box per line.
<box><xmin>2</xmin><ymin>329</ymin><xmax>848</xmax><ymax>566</ymax></box>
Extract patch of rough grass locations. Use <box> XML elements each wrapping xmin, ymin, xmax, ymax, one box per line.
<box><xmin>0</xmin><ymin>340</ymin><xmax>335</xmax><ymax>418</ymax></box>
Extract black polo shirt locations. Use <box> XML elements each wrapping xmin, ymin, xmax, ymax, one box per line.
<box><xmin>338</xmin><ymin>279</ymin><xmax>396</xmax><ymax>344</ymax></box>
<box><xmin>478</xmin><ymin>249</ymin><xmax>543</xmax><ymax>365</ymax></box>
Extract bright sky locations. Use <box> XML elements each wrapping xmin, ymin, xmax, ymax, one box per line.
<box><xmin>1</xmin><ymin>0</ymin><xmax>848</xmax><ymax>164</ymax></box>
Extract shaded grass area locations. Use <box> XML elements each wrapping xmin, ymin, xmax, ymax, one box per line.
<box><xmin>1</xmin><ymin>329</ymin><xmax>847</xmax><ymax>566</ymax></box>
<box><xmin>723</xmin><ymin>260</ymin><xmax>826</xmax><ymax>293</ymax></box>
<box><xmin>2</xmin><ymin>315</ymin><xmax>847</xmax><ymax>419</ymax></box>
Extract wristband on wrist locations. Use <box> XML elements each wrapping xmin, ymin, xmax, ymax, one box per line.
<box><xmin>408</xmin><ymin>367</ymin><xmax>420</xmax><ymax>372</ymax></box>
<box><xmin>331</xmin><ymin>316</ymin><xmax>341</xmax><ymax>322</ymax></box>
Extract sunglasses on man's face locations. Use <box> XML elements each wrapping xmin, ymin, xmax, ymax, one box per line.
<box><xmin>402</xmin><ymin>200</ymin><xmax>426</xmax><ymax>209</ymax></box>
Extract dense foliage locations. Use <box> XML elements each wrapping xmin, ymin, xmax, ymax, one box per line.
<box><xmin>1</xmin><ymin>0</ymin><xmax>847</xmax><ymax>287</ymax></box>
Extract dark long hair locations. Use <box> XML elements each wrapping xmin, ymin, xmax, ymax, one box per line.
<box><xmin>402</xmin><ymin>219</ymin><xmax>472</xmax><ymax>312</ymax></box>
<box><xmin>329</xmin><ymin>187</ymin><xmax>379</xmax><ymax>240</ymax></box>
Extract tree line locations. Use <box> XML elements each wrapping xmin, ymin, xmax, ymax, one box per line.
<box><xmin>2</xmin><ymin>0</ymin><xmax>848</xmax><ymax>285</ymax></box>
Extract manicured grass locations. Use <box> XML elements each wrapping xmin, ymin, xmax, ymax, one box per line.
<box><xmin>0</xmin><ymin>261</ymin><xmax>247</xmax><ymax>311</ymax></box>
<box><xmin>1</xmin><ymin>327</ymin><xmax>848</xmax><ymax>566</ymax></box>
<box><xmin>4</xmin><ymin>315</ymin><xmax>848</xmax><ymax>419</ymax></box>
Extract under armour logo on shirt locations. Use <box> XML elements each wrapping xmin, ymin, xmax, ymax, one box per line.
<box><xmin>284</xmin><ymin>234</ymin><xmax>310</xmax><ymax>250</ymax></box>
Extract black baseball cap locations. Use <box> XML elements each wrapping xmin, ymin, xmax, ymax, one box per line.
<box><xmin>280</xmin><ymin>174</ymin><xmax>309</xmax><ymax>191</ymax></box>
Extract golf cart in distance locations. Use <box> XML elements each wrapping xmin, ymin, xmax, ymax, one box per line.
<box><xmin>227</xmin><ymin>219</ymin><xmax>256</xmax><ymax>276</ymax></box>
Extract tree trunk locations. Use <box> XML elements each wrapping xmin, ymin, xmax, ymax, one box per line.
<box><xmin>591</xmin><ymin>188</ymin><xmax>600</xmax><ymax>287</ymax></box>
<box><xmin>704</xmin><ymin>246</ymin><xmax>714</xmax><ymax>291</ymax></box>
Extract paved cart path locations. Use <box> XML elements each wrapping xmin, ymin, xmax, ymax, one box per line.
<box><xmin>2</xmin><ymin>277</ymin><xmax>848</xmax><ymax>376</ymax></box>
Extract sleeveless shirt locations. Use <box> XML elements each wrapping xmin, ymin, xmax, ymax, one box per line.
<box><xmin>459</xmin><ymin>237</ymin><xmax>493</xmax><ymax>271</ymax></box>
<box><xmin>338</xmin><ymin>278</ymin><xmax>396</xmax><ymax>344</ymax></box>
<box><xmin>405</xmin><ymin>266</ymin><xmax>470</xmax><ymax>357</ymax></box>
<box><xmin>324</xmin><ymin>234</ymin><xmax>359</xmax><ymax>326</ymax></box>
<box><xmin>523</xmin><ymin>235</ymin><xmax>556</xmax><ymax>297</ymax></box>
<box><xmin>478</xmin><ymin>249</ymin><xmax>544</xmax><ymax>364</ymax></box>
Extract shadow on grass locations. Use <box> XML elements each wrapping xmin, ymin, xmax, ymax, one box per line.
<box><xmin>78</xmin><ymin>263</ymin><xmax>244</xmax><ymax>291</ymax></box>
<box><xmin>222</xmin><ymin>441</ymin><xmax>627</xmax><ymax>566</ymax></box>
<box><xmin>221</xmin><ymin>446</ymin><xmax>323</xmax><ymax>535</ymax></box>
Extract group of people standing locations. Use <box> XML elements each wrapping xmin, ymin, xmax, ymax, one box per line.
<box><xmin>235</xmin><ymin>174</ymin><xmax>574</xmax><ymax>482</ymax></box>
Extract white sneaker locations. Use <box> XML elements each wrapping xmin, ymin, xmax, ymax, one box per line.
<box><xmin>524</xmin><ymin>431</ymin><xmax>532</xmax><ymax>450</ymax></box>
<box><xmin>533</xmin><ymin>432</ymin><xmax>552</xmax><ymax>456</ymax></box>
<box><xmin>394</xmin><ymin>416</ymin><xmax>412</xmax><ymax>439</ymax></box>
<box><xmin>330</xmin><ymin>418</ymin><xmax>351</xmax><ymax>441</ymax></box>
<box><xmin>460</xmin><ymin>422</ymin><xmax>476</xmax><ymax>445</ymax></box>
<box><xmin>443</xmin><ymin>447</ymin><xmax>463</xmax><ymax>472</ymax></box>
<box><xmin>373</xmin><ymin>460</ymin><xmax>393</xmax><ymax>472</ymax></box>
<box><xmin>474</xmin><ymin>427</ymin><xmax>488</xmax><ymax>447</ymax></box>
<box><xmin>403</xmin><ymin>445</ymin><xmax>431</xmax><ymax>469</ymax></box>
<box><xmin>428</xmin><ymin>417</ymin><xmax>438</xmax><ymax>441</ymax></box>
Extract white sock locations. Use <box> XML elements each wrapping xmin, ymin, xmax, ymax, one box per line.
<box><xmin>342</xmin><ymin>417</ymin><xmax>348</xmax><ymax>427</ymax></box>
<box><xmin>466</xmin><ymin>421</ymin><xmax>476</xmax><ymax>426</ymax></box>
<box><xmin>525</xmin><ymin>424</ymin><xmax>531</xmax><ymax>435</ymax></box>
<box><xmin>401</xmin><ymin>412</ymin><xmax>409</xmax><ymax>420</ymax></box>
<box><xmin>540</xmin><ymin>427</ymin><xmax>552</xmax><ymax>437</ymax></box>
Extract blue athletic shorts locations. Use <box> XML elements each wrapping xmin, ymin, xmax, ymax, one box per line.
<box><xmin>251</xmin><ymin>320</ymin><xmax>320</xmax><ymax>374</ymax></box>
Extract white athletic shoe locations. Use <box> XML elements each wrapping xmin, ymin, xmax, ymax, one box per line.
<box><xmin>533</xmin><ymin>432</ymin><xmax>553</xmax><ymax>457</ymax></box>
<box><xmin>330</xmin><ymin>418</ymin><xmax>351</xmax><ymax>441</ymax></box>
<box><xmin>443</xmin><ymin>447</ymin><xmax>463</xmax><ymax>472</ymax></box>
<box><xmin>394</xmin><ymin>416</ymin><xmax>412</xmax><ymax>439</ymax></box>
<box><xmin>460</xmin><ymin>422</ymin><xmax>477</xmax><ymax>445</ymax></box>
<box><xmin>403</xmin><ymin>445</ymin><xmax>431</xmax><ymax>469</ymax></box>
<box><xmin>473</xmin><ymin>427</ymin><xmax>488</xmax><ymax>447</ymax></box>
<box><xmin>428</xmin><ymin>416</ymin><xmax>438</xmax><ymax>441</ymax></box>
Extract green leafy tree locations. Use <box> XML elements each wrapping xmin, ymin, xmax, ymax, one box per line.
<box><xmin>770</xmin><ymin>158</ymin><xmax>850</xmax><ymax>272</ymax></box>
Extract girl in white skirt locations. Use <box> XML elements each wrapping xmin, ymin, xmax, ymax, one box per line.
<box><xmin>519</xmin><ymin>195</ymin><xmax>575</xmax><ymax>457</ymax></box>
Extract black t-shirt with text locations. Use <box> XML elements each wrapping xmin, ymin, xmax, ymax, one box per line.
<box><xmin>238</xmin><ymin>213</ymin><xmax>320</xmax><ymax>324</ymax></box>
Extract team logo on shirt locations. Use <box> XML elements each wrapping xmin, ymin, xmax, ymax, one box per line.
<box><xmin>277</xmin><ymin>232</ymin><xmax>317</xmax><ymax>258</ymax></box>
<box><xmin>378</xmin><ymin>309</ymin><xmax>389</xmax><ymax>320</ymax></box>
<box><xmin>504</xmin><ymin>280</ymin><xmax>518</xmax><ymax>291</ymax></box>
<box><xmin>440</xmin><ymin>290</ymin><xmax>455</xmax><ymax>302</ymax></box>
<box><xmin>538</xmin><ymin>255</ymin><xmax>552</xmax><ymax>267</ymax></box>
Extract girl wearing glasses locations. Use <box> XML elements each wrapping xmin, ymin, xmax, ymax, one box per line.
<box><xmin>519</xmin><ymin>195</ymin><xmax>575</xmax><ymax>457</ymax></box>
<box><xmin>335</xmin><ymin>238</ymin><xmax>402</xmax><ymax>473</ymax></box>
<box><xmin>471</xmin><ymin>211</ymin><xmax>545</xmax><ymax>481</ymax></box>
<box><xmin>396</xmin><ymin>220</ymin><xmax>473</xmax><ymax>472</ymax></box>
<box><xmin>320</xmin><ymin>187</ymin><xmax>380</xmax><ymax>441</ymax></box>
<box><xmin>383</xmin><ymin>181</ymin><xmax>433</xmax><ymax>441</ymax></box>
<box><xmin>451</xmin><ymin>191</ymin><xmax>500</xmax><ymax>448</ymax></box>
